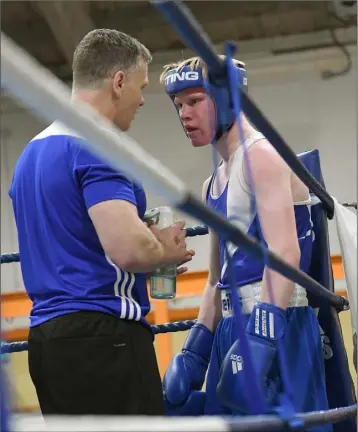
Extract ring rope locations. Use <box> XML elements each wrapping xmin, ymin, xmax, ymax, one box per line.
<box><xmin>0</xmin><ymin>249</ymin><xmax>350</xmax><ymax>314</ymax></box>
<box><xmin>1</xmin><ymin>320</ymin><xmax>197</xmax><ymax>355</ymax></box>
<box><xmin>8</xmin><ymin>404</ymin><xmax>357</xmax><ymax>431</ymax></box>
<box><xmin>1</xmin><ymin>253</ymin><xmax>20</xmax><ymax>264</ymax></box>
<box><xmin>228</xmin><ymin>404</ymin><xmax>357</xmax><ymax>431</ymax></box>
<box><xmin>0</xmin><ymin>226</ymin><xmax>208</xmax><ymax>265</ymax></box>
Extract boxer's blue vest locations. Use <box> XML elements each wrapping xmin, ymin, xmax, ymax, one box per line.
<box><xmin>299</xmin><ymin>149</ymin><xmax>356</xmax><ymax>432</ymax></box>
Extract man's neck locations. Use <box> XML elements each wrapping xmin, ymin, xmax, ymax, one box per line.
<box><xmin>214</xmin><ymin>115</ymin><xmax>256</xmax><ymax>163</ymax></box>
<box><xmin>71</xmin><ymin>88</ymin><xmax>115</xmax><ymax>122</ymax></box>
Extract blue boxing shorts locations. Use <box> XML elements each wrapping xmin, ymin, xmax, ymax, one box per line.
<box><xmin>204</xmin><ymin>282</ymin><xmax>332</xmax><ymax>432</ymax></box>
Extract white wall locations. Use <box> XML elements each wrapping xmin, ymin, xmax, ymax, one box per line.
<box><xmin>1</xmin><ymin>43</ymin><xmax>356</xmax><ymax>293</ymax></box>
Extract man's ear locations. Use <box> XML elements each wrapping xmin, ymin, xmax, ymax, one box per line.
<box><xmin>113</xmin><ymin>70</ymin><xmax>125</xmax><ymax>97</ymax></box>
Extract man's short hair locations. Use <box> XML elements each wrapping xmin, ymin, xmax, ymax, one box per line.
<box><xmin>72</xmin><ymin>29</ymin><xmax>152</xmax><ymax>90</ymax></box>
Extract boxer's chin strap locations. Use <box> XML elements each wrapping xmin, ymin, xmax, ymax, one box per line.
<box><xmin>204</xmin><ymin>47</ymin><xmax>267</xmax><ymax>414</ymax></box>
<box><xmin>224</xmin><ymin>41</ymin><xmax>299</xmax><ymax>422</ymax></box>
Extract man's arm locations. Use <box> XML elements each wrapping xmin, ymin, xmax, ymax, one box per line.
<box><xmin>89</xmin><ymin>200</ymin><xmax>178</xmax><ymax>273</ymax></box>
<box><xmin>74</xmin><ymin>143</ymin><xmax>191</xmax><ymax>274</ymax></box>
<box><xmin>247</xmin><ymin>141</ymin><xmax>301</xmax><ymax>310</ymax></box>
<box><xmin>197</xmin><ymin>177</ymin><xmax>222</xmax><ymax>331</ymax></box>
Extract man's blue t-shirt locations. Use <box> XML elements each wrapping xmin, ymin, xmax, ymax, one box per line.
<box><xmin>9</xmin><ymin>122</ymin><xmax>151</xmax><ymax>328</ymax></box>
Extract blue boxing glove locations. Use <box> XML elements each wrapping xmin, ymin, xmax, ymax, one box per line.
<box><xmin>163</xmin><ymin>323</ymin><xmax>213</xmax><ymax>415</ymax></box>
<box><xmin>217</xmin><ymin>302</ymin><xmax>286</xmax><ymax>414</ymax></box>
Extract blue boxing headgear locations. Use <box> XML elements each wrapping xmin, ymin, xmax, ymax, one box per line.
<box><xmin>164</xmin><ymin>60</ymin><xmax>248</xmax><ymax>142</ymax></box>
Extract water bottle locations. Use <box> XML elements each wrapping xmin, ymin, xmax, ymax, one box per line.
<box><xmin>144</xmin><ymin>206</ymin><xmax>177</xmax><ymax>299</ymax></box>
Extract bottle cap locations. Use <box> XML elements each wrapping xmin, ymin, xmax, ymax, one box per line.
<box><xmin>143</xmin><ymin>208</ymin><xmax>160</xmax><ymax>225</ymax></box>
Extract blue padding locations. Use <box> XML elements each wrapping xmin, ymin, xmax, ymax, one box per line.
<box><xmin>164</xmin><ymin>65</ymin><xmax>206</xmax><ymax>95</ymax></box>
<box><xmin>298</xmin><ymin>149</ymin><xmax>357</xmax><ymax>432</ymax></box>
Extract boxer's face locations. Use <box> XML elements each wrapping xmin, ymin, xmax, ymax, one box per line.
<box><xmin>112</xmin><ymin>60</ymin><xmax>148</xmax><ymax>131</ymax></box>
<box><xmin>174</xmin><ymin>88</ymin><xmax>215</xmax><ymax>147</ymax></box>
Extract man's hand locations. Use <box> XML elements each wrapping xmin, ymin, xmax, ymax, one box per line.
<box><xmin>89</xmin><ymin>200</ymin><xmax>193</xmax><ymax>273</ymax></box>
<box><xmin>149</xmin><ymin>221</ymin><xmax>195</xmax><ymax>267</ymax></box>
<box><xmin>176</xmin><ymin>252</ymin><xmax>196</xmax><ymax>275</ymax></box>
<box><xmin>176</xmin><ymin>264</ymin><xmax>192</xmax><ymax>276</ymax></box>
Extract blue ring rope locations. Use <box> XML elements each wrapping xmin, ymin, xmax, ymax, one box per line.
<box><xmin>1</xmin><ymin>320</ymin><xmax>197</xmax><ymax>355</ymax></box>
<box><xmin>0</xmin><ymin>226</ymin><xmax>208</xmax><ymax>265</ymax></box>
<box><xmin>1</xmin><ymin>205</ymin><xmax>353</xmax><ymax>264</ymax></box>
<box><xmin>1</xmin><ymin>253</ymin><xmax>20</xmax><ymax>264</ymax></box>
<box><xmin>0</xmin><ymin>248</ymin><xmax>350</xmax><ymax>312</ymax></box>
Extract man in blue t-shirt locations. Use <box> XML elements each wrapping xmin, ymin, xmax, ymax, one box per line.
<box><xmin>9</xmin><ymin>29</ymin><xmax>194</xmax><ymax>416</ymax></box>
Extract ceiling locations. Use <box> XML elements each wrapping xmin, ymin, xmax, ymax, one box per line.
<box><xmin>1</xmin><ymin>1</ymin><xmax>357</xmax><ymax>81</ymax></box>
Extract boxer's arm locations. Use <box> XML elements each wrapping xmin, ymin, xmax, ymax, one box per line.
<box><xmin>163</xmin><ymin>178</ymin><xmax>218</xmax><ymax>410</ymax></box>
<box><xmin>217</xmin><ymin>143</ymin><xmax>298</xmax><ymax>413</ymax></box>
<box><xmin>197</xmin><ymin>178</ymin><xmax>222</xmax><ymax>331</ymax></box>
<box><xmin>247</xmin><ymin>142</ymin><xmax>301</xmax><ymax>310</ymax></box>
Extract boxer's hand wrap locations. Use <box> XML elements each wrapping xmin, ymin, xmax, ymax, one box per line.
<box><xmin>163</xmin><ymin>323</ymin><xmax>213</xmax><ymax>415</ymax></box>
<box><xmin>217</xmin><ymin>302</ymin><xmax>287</xmax><ymax>414</ymax></box>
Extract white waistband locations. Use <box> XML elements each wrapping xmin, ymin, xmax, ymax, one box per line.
<box><xmin>221</xmin><ymin>282</ymin><xmax>308</xmax><ymax>317</ymax></box>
